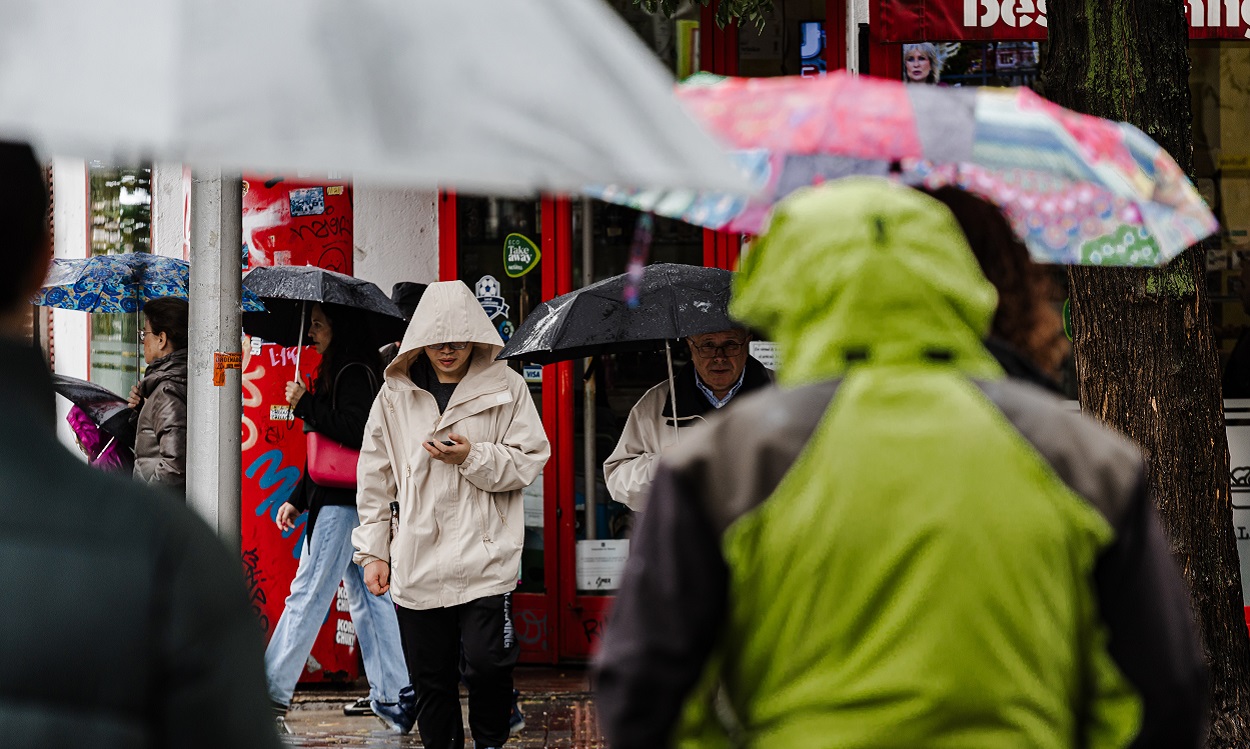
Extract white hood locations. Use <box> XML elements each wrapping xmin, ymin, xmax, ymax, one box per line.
<box><xmin>386</xmin><ymin>280</ymin><xmax>505</xmax><ymax>382</ymax></box>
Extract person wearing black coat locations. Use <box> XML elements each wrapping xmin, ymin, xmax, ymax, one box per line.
<box><xmin>263</xmin><ymin>302</ymin><xmax>416</xmax><ymax>734</ymax></box>
<box><xmin>0</xmin><ymin>141</ymin><xmax>281</xmax><ymax>748</ymax></box>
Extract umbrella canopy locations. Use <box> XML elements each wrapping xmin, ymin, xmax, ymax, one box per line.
<box><xmin>0</xmin><ymin>0</ymin><xmax>750</xmax><ymax>198</ymax></box>
<box><xmin>34</xmin><ymin>254</ymin><xmax>266</xmax><ymax>313</ymax></box>
<box><xmin>589</xmin><ymin>72</ymin><xmax>1218</xmax><ymax>267</ymax></box>
<box><xmin>498</xmin><ymin>264</ymin><xmax>735</xmax><ymax>365</ymax></box>
<box><xmin>50</xmin><ymin>373</ymin><xmax>137</xmax><ymax>443</ymax></box>
<box><xmin>242</xmin><ymin>266</ymin><xmax>407</xmax><ymax>348</ymax></box>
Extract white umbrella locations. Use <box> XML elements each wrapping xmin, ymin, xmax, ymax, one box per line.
<box><xmin>0</xmin><ymin>0</ymin><xmax>750</xmax><ymax>196</ymax></box>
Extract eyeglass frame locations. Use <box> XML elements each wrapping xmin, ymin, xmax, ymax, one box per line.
<box><xmin>687</xmin><ymin>338</ymin><xmax>746</xmax><ymax>359</ymax></box>
<box><xmin>424</xmin><ymin>342</ymin><xmax>470</xmax><ymax>352</ymax></box>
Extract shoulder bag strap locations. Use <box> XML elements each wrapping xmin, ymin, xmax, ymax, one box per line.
<box><xmin>330</xmin><ymin>361</ymin><xmax>380</xmax><ymax>410</ymax></box>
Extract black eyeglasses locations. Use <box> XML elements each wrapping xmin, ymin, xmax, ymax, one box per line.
<box><xmin>425</xmin><ymin>342</ymin><xmax>469</xmax><ymax>352</ymax></box>
<box><xmin>690</xmin><ymin>341</ymin><xmax>743</xmax><ymax>358</ymax></box>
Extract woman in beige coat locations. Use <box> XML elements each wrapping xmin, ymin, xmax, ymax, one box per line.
<box><xmin>353</xmin><ymin>280</ymin><xmax>549</xmax><ymax>749</ymax></box>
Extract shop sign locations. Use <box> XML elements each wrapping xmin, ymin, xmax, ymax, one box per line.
<box><xmin>1222</xmin><ymin>401</ymin><xmax>1250</xmax><ymax>607</ymax></box>
<box><xmin>503</xmin><ymin>233</ymin><xmax>541</xmax><ymax>278</ymax></box>
<box><xmin>873</xmin><ymin>0</ymin><xmax>1250</xmax><ymax>42</ymax></box>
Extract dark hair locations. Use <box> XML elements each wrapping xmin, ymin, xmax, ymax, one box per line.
<box><xmin>0</xmin><ymin>142</ymin><xmax>50</xmax><ymax>310</ymax></box>
<box><xmin>390</xmin><ymin>281</ymin><xmax>427</xmax><ymax>323</ymax></box>
<box><xmin>920</xmin><ymin>186</ymin><xmax>1068</xmax><ymax>377</ymax></box>
<box><xmin>315</xmin><ymin>303</ymin><xmax>383</xmax><ymax>392</ymax></box>
<box><xmin>143</xmin><ymin>297</ymin><xmax>190</xmax><ymax>350</ymax></box>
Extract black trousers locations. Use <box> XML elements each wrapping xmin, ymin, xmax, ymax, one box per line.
<box><xmin>395</xmin><ymin>593</ymin><xmax>519</xmax><ymax>749</ymax></box>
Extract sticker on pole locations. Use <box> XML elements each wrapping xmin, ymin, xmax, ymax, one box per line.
<box><xmin>576</xmin><ymin>539</ymin><xmax>630</xmax><ymax>591</ymax></box>
<box><xmin>503</xmin><ymin>233</ymin><xmax>541</xmax><ymax>278</ymax></box>
<box><xmin>214</xmin><ymin>352</ymin><xmax>242</xmax><ymax>386</ymax></box>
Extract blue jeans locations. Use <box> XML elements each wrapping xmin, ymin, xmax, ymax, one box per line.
<box><xmin>265</xmin><ymin>504</ymin><xmax>409</xmax><ymax>706</ymax></box>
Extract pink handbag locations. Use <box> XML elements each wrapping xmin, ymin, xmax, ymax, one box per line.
<box><xmin>304</xmin><ymin>363</ymin><xmax>377</xmax><ymax>489</ymax></box>
<box><xmin>306</xmin><ymin>432</ymin><xmax>360</xmax><ymax>489</ymax></box>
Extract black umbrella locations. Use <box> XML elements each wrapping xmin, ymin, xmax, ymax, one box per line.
<box><xmin>499</xmin><ymin>264</ymin><xmax>738</xmax><ymax>447</ymax></box>
<box><xmin>241</xmin><ymin>266</ymin><xmax>408</xmax><ymax>367</ymax></box>
<box><xmin>51</xmin><ymin>374</ymin><xmax>138</xmax><ymax>446</ymax></box>
<box><xmin>497</xmin><ymin>263</ymin><xmax>734</xmax><ymax>365</ymax></box>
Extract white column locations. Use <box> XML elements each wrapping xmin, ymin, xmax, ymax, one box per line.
<box><xmin>352</xmin><ymin>184</ymin><xmax>440</xmax><ymax>285</ymax></box>
<box><xmin>848</xmin><ymin>0</ymin><xmax>869</xmax><ymax>75</ymax></box>
<box><xmin>187</xmin><ymin>169</ymin><xmax>243</xmax><ymax>550</ymax></box>
<box><xmin>151</xmin><ymin>162</ymin><xmax>190</xmax><ymax>259</ymax></box>
<box><xmin>50</xmin><ymin>158</ymin><xmax>90</xmax><ymax>453</ymax></box>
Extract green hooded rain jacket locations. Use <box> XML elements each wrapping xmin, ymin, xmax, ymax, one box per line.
<box><xmin>594</xmin><ymin>179</ymin><xmax>1207</xmax><ymax>749</ymax></box>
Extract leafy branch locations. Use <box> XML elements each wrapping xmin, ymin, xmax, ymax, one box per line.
<box><xmin>634</xmin><ymin>0</ymin><xmax>774</xmax><ymax>29</ymax></box>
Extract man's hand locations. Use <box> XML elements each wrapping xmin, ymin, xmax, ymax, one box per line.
<box><xmin>285</xmin><ymin>380</ymin><xmax>307</xmax><ymax>409</ymax></box>
<box><xmin>364</xmin><ymin>559</ymin><xmax>391</xmax><ymax>595</ymax></box>
<box><xmin>127</xmin><ymin>384</ymin><xmax>143</xmax><ymax>409</ymax></box>
<box><xmin>275</xmin><ymin>502</ymin><xmax>300</xmax><ymax>532</ymax></box>
<box><xmin>423</xmin><ymin>433</ymin><xmax>471</xmax><ymax>466</ymax></box>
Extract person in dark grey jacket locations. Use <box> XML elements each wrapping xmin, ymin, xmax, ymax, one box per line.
<box><xmin>0</xmin><ymin>141</ymin><xmax>281</xmax><ymax>748</ymax></box>
<box><xmin>128</xmin><ymin>296</ymin><xmax>188</xmax><ymax>494</ymax></box>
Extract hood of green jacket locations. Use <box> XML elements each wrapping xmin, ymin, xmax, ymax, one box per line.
<box><xmin>730</xmin><ymin>178</ymin><xmax>1002</xmax><ymax>385</ymax></box>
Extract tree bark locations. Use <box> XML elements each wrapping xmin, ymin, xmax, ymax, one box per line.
<box><xmin>1041</xmin><ymin>2</ymin><xmax>1250</xmax><ymax>745</ymax></box>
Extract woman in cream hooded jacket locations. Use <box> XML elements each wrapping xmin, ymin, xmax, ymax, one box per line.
<box><xmin>353</xmin><ymin>280</ymin><xmax>549</xmax><ymax>611</ymax></box>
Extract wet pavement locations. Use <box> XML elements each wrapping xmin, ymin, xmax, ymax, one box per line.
<box><xmin>282</xmin><ymin>667</ymin><xmax>606</xmax><ymax>748</ymax></box>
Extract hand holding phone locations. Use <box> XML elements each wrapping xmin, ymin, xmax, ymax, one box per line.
<box><xmin>424</xmin><ymin>433</ymin><xmax>470</xmax><ymax>465</ymax></box>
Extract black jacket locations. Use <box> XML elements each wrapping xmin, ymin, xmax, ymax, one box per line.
<box><xmin>289</xmin><ymin>359</ymin><xmax>380</xmax><ymax>543</ymax></box>
<box><xmin>0</xmin><ymin>339</ymin><xmax>280</xmax><ymax>749</ymax></box>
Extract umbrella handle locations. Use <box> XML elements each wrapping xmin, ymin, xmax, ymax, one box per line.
<box><xmin>666</xmin><ymin>339</ymin><xmax>679</xmax><ymax>446</ymax></box>
<box><xmin>291</xmin><ymin>301</ymin><xmax>306</xmax><ymax>424</ymax></box>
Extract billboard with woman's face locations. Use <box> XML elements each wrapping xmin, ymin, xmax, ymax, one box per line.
<box><xmin>902</xmin><ymin>41</ymin><xmax>1040</xmax><ymax>87</ymax></box>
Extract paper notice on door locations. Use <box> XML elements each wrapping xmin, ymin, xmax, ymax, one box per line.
<box><xmin>576</xmin><ymin>539</ymin><xmax>630</xmax><ymax>591</ymax></box>
<box><xmin>749</xmin><ymin>340</ymin><xmax>779</xmax><ymax>370</ymax></box>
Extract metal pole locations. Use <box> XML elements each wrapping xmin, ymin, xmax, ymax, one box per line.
<box><xmin>289</xmin><ymin>301</ymin><xmax>306</xmax><ymax>424</ymax></box>
<box><xmin>665</xmin><ymin>340</ymin><xmax>680</xmax><ymax>445</ymax></box>
<box><xmin>187</xmin><ymin>169</ymin><xmax>243</xmax><ymax>551</ymax></box>
<box><xmin>582</xmin><ymin>198</ymin><xmax>596</xmax><ymax>540</ymax></box>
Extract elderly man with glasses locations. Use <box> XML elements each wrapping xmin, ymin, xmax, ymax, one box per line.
<box><xmin>604</xmin><ymin>327</ymin><xmax>773</xmax><ymax>511</ymax></box>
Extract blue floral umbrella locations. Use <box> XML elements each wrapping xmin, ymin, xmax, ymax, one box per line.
<box><xmin>34</xmin><ymin>253</ymin><xmax>266</xmax><ymax>312</ymax></box>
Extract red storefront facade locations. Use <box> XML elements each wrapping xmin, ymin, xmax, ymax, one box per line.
<box><xmin>436</xmin><ymin>1</ymin><xmax>1250</xmax><ymax>663</ymax></box>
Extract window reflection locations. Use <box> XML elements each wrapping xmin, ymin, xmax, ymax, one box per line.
<box><xmin>88</xmin><ymin>165</ymin><xmax>151</xmax><ymax>398</ymax></box>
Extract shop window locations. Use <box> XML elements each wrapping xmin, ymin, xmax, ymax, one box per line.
<box><xmin>1193</xmin><ymin>42</ymin><xmax>1250</xmax><ymax>398</ymax></box>
<box><xmin>736</xmin><ymin>0</ymin><xmax>827</xmax><ymax>77</ymax></box>
<box><xmin>606</xmin><ymin>0</ymin><xmax>702</xmax><ymax>78</ymax></box>
<box><xmin>88</xmin><ymin>165</ymin><xmax>151</xmax><ymax>398</ymax></box>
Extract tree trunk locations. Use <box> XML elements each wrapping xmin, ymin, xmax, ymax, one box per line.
<box><xmin>1041</xmin><ymin>2</ymin><xmax>1250</xmax><ymax>745</ymax></box>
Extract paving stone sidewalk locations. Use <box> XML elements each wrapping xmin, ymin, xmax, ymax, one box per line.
<box><xmin>282</xmin><ymin>667</ymin><xmax>606</xmax><ymax>748</ymax></box>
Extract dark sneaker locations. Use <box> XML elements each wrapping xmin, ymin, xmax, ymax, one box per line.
<box><xmin>509</xmin><ymin>689</ymin><xmax>525</xmax><ymax>736</ymax></box>
<box><xmin>271</xmin><ymin>699</ymin><xmax>292</xmax><ymax>735</ymax></box>
<box><xmin>343</xmin><ymin>697</ymin><xmax>373</xmax><ymax>716</ymax></box>
<box><xmin>274</xmin><ymin>716</ymin><xmax>292</xmax><ymax>736</ymax></box>
<box><xmin>371</xmin><ymin>699</ymin><xmax>417</xmax><ymax>735</ymax></box>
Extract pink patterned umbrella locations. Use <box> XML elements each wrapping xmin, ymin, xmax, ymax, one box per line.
<box><xmin>587</xmin><ymin>72</ymin><xmax>1218</xmax><ymax>267</ymax></box>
